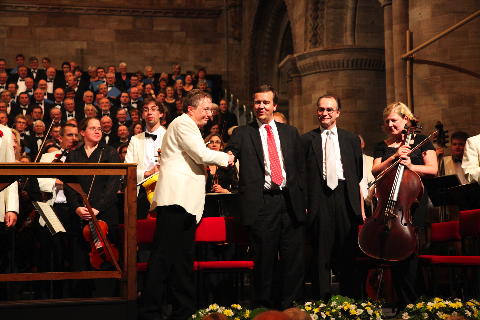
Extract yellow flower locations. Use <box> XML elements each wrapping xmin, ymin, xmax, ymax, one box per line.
<box><xmin>313</xmin><ymin>307</ymin><xmax>320</xmax><ymax>314</ymax></box>
<box><xmin>223</xmin><ymin>309</ymin><xmax>234</xmax><ymax>317</ymax></box>
<box><xmin>349</xmin><ymin>309</ymin><xmax>357</xmax><ymax>315</ymax></box>
<box><xmin>416</xmin><ymin>302</ymin><xmax>424</xmax><ymax>308</ymax></box>
<box><xmin>245</xmin><ymin>310</ymin><xmax>250</xmax><ymax>318</ymax></box>
<box><xmin>305</xmin><ymin>306</ymin><xmax>312</xmax><ymax>311</ymax></box>
<box><xmin>208</xmin><ymin>304</ymin><xmax>219</xmax><ymax>311</ymax></box>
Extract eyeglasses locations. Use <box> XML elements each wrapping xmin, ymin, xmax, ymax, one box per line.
<box><xmin>317</xmin><ymin>107</ymin><xmax>338</xmax><ymax>114</ymax></box>
<box><xmin>87</xmin><ymin>127</ymin><xmax>102</xmax><ymax>132</ymax></box>
<box><xmin>208</xmin><ymin>140</ymin><xmax>221</xmax><ymax>145</ymax></box>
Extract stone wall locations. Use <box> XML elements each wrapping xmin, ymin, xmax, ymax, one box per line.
<box><xmin>409</xmin><ymin>0</ymin><xmax>480</xmax><ymax>137</ymax></box>
<box><xmin>0</xmin><ymin>1</ymin><xmax>230</xmax><ymax>81</ymax></box>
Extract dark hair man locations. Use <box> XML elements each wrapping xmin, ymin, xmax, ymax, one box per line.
<box><xmin>225</xmin><ymin>84</ymin><xmax>306</xmax><ymax>309</ymax></box>
<box><xmin>302</xmin><ymin>94</ymin><xmax>363</xmax><ymax>300</ymax></box>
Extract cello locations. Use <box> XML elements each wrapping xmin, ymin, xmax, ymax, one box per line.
<box><xmin>358</xmin><ymin>125</ymin><xmax>438</xmax><ymax>261</ymax></box>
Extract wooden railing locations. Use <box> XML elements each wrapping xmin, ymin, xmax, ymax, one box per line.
<box><xmin>0</xmin><ymin>163</ymin><xmax>137</xmax><ymax>302</ymax></box>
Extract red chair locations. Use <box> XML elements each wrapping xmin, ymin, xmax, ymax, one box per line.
<box><xmin>419</xmin><ymin>219</ymin><xmax>480</xmax><ymax>297</ymax></box>
<box><xmin>459</xmin><ymin>209</ymin><xmax>480</xmax><ymax>255</ymax></box>
<box><xmin>120</xmin><ymin>218</ymin><xmax>157</xmax><ymax>297</ymax></box>
<box><xmin>194</xmin><ymin>217</ymin><xmax>254</xmax><ymax>306</ymax></box>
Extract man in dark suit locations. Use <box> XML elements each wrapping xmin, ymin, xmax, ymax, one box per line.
<box><xmin>302</xmin><ymin>94</ymin><xmax>364</xmax><ymax>300</ymax></box>
<box><xmin>32</xmin><ymin>88</ymin><xmax>53</xmax><ymax>123</ymax></box>
<box><xmin>28</xmin><ymin>56</ymin><xmax>47</xmax><ymax>84</ymax></box>
<box><xmin>226</xmin><ymin>84</ymin><xmax>305</xmax><ymax>310</ymax></box>
<box><xmin>61</xmin><ymin>97</ymin><xmax>84</xmax><ymax>123</ymax></box>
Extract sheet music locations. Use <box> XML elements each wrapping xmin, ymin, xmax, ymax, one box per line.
<box><xmin>33</xmin><ymin>201</ymin><xmax>66</xmax><ymax>235</ymax></box>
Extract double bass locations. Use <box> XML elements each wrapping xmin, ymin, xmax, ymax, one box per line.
<box><xmin>358</xmin><ymin>125</ymin><xmax>438</xmax><ymax>261</ymax></box>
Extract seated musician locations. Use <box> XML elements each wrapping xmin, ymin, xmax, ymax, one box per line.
<box><xmin>37</xmin><ymin>124</ymin><xmax>80</xmax><ymax>292</ymax></box>
<box><xmin>64</xmin><ymin>117</ymin><xmax>121</xmax><ymax>276</ymax></box>
<box><xmin>371</xmin><ymin>102</ymin><xmax>437</xmax><ymax>309</ymax></box>
<box><xmin>124</xmin><ymin>97</ymin><xmax>166</xmax><ymax>219</ymax></box>
<box><xmin>203</xmin><ymin>133</ymin><xmax>238</xmax><ymax>218</ymax></box>
<box><xmin>204</xmin><ymin>133</ymin><xmax>238</xmax><ymax>194</ymax></box>
<box><xmin>437</xmin><ymin>131</ymin><xmax>469</xmax><ymax>184</ymax></box>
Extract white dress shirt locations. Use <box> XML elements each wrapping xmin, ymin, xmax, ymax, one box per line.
<box><xmin>143</xmin><ymin>126</ymin><xmax>166</xmax><ymax>173</ymax></box>
<box><xmin>257</xmin><ymin>119</ymin><xmax>287</xmax><ymax>189</ymax></box>
<box><xmin>321</xmin><ymin>126</ymin><xmax>345</xmax><ymax>181</ymax></box>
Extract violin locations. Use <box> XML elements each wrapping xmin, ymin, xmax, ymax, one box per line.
<box><xmin>358</xmin><ymin>125</ymin><xmax>433</xmax><ymax>261</ymax></box>
<box><xmin>82</xmin><ymin>215</ymin><xmax>119</xmax><ymax>270</ymax></box>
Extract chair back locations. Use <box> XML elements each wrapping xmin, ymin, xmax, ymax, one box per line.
<box><xmin>137</xmin><ymin>218</ymin><xmax>157</xmax><ymax>244</ymax></box>
<box><xmin>459</xmin><ymin>210</ymin><xmax>480</xmax><ymax>238</ymax></box>
<box><xmin>195</xmin><ymin>217</ymin><xmax>228</xmax><ymax>243</ymax></box>
<box><xmin>430</xmin><ymin>221</ymin><xmax>461</xmax><ymax>243</ymax></box>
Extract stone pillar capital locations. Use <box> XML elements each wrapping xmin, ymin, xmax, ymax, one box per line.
<box><xmin>378</xmin><ymin>0</ymin><xmax>392</xmax><ymax>7</ymax></box>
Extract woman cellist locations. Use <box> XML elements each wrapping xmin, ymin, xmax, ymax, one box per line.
<box><xmin>371</xmin><ymin>102</ymin><xmax>437</xmax><ymax>308</ymax></box>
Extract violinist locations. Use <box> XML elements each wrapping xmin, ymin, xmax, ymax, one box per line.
<box><xmin>63</xmin><ymin>118</ymin><xmax>121</xmax><ymax>294</ymax></box>
<box><xmin>371</xmin><ymin>102</ymin><xmax>437</xmax><ymax>308</ymax></box>
<box><xmin>37</xmin><ymin>124</ymin><xmax>79</xmax><ymax>294</ymax></box>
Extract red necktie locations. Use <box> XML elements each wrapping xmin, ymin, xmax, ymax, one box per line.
<box><xmin>265</xmin><ymin>124</ymin><xmax>284</xmax><ymax>186</ymax></box>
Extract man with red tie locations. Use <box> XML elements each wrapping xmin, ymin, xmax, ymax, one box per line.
<box><xmin>226</xmin><ymin>84</ymin><xmax>306</xmax><ymax>310</ymax></box>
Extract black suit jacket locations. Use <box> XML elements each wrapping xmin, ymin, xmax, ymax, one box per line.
<box><xmin>226</xmin><ymin>121</ymin><xmax>305</xmax><ymax>226</ymax></box>
<box><xmin>61</xmin><ymin>109</ymin><xmax>85</xmax><ymax>123</ymax></box>
<box><xmin>302</xmin><ymin>127</ymin><xmax>363</xmax><ymax>222</ymax></box>
<box><xmin>29</xmin><ymin>69</ymin><xmax>47</xmax><ymax>83</ymax></box>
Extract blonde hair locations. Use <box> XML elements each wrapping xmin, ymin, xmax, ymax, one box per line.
<box><xmin>383</xmin><ymin>102</ymin><xmax>416</xmax><ymax>122</ymax></box>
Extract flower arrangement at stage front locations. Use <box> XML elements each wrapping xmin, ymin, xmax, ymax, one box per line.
<box><xmin>298</xmin><ymin>295</ymin><xmax>383</xmax><ymax>320</ymax></box>
<box><xmin>400</xmin><ymin>297</ymin><xmax>480</xmax><ymax>320</ymax></box>
<box><xmin>192</xmin><ymin>303</ymin><xmax>251</xmax><ymax>320</ymax></box>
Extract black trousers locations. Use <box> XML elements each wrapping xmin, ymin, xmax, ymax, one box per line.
<box><xmin>310</xmin><ymin>180</ymin><xmax>362</xmax><ymax>300</ymax></box>
<box><xmin>140</xmin><ymin>205</ymin><xmax>196</xmax><ymax>320</ymax></box>
<box><xmin>249</xmin><ymin>191</ymin><xmax>304</xmax><ymax>310</ymax></box>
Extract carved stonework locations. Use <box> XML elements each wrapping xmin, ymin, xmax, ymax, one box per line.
<box><xmin>280</xmin><ymin>48</ymin><xmax>385</xmax><ymax>78</ymax></box>
<box><xmin>228</xmin><ymin>0</ymin><xmax>242</xmax><ymax>41</ymax></box>
<box><xmin>378</xmin><ymin>0</ymin><xmax>392</xmax><ymax>7</ymax></box>
<box><xmin>0</xmin><ymin>3</ymin><xmax>221</xmax><ymax>18</ymax></box>
<box><xmin>308</xmin><ymin>0</ymin><xmax>324</xmax><ymax>48</ymax></box>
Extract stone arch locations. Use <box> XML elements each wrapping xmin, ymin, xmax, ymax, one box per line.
<box><xmin>247</xmin><ymin>0</ymin><xmax>294</xmax><ymax>110</ymax></box>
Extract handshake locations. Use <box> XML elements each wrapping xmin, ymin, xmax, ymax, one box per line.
<box><xmin>227</xmin><ymin>151</ymin><xmax>236</xmax><ymax>167</ymax></box>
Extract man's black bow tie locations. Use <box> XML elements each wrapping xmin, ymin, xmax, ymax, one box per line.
<box><xmin>67</xmin><ymin>113</ymin><xmax>74</xmax><ymax>117</ymax></box>
<box><xmin>18</xmin><ymin>79</ymin><xmax>25</xmax><ymax>82</ymax></box>
<box><xmin>47</xmin><ymin>79</ymin><xmax>53</xmax><ymax>83</ymax></box>
<box><xmin>145</xmin><ymin>132</ymin><xmax>157</xmax><ymax>140</ymax></box>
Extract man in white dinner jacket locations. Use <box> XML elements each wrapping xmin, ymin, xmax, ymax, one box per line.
<box><xmin>0</xmin><ymin>124</ymin><xmax>19</xmax><ymax>276</ymax></box>
<box><xmin>462</xmin><ymin>133</ymin><xmax>480</xmax><ymax>183</ymax></box>
<box><xmin>140</xmin><ymin>89</ymin><xmax>234</xmax><ymax>320</ymax></box>
<box><xmin>125</xmin><ymin>97</ymin><xmax>166</xmax><ymax>218</ymax></box>
<box><xmin>0</xmin><ymin>124</ymin><xmax>18</xmax><ymax>227</ymax></box>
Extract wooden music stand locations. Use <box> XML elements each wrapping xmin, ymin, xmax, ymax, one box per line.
<box><xmin>0</xmin><ymin>163</ymin><xmax>137</xmax><ymax>319</ymax></box>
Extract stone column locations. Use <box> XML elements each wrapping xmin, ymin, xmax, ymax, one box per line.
<box><xmin>380</xmin><ymin>0</ymin><xmax>395</xmax><ymax>103</ymax></box>
<box><xmin>392</xmin><ymin>0</ymin><xmax>409</xmax><ymax>103</ymax></box>
<box><xmin>279</xmin><ymin>48</ymin><xmax>386</xmax><ymax>148</ymax></box>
